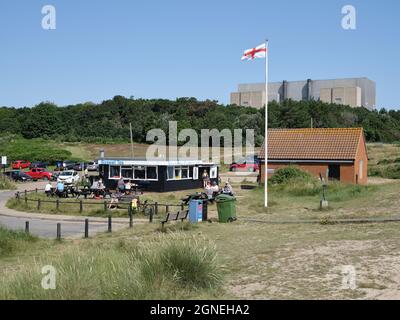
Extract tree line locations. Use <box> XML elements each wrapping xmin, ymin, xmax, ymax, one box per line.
<box><xmin>1</xmin><ymin>96</ymin><xmax>400</xmax><ymax>145</ymax></box>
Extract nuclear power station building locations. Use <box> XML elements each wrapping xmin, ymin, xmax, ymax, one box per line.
<box><xmin>230</xmin><ymin>77</ymin><xmax>376</xmax><ymax>110</ymax></box>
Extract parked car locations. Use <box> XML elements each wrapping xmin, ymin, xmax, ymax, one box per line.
<box><xmin>25</xmin><ymin>168</ymin><xmax>53</xmax><ymax>181</ymax></box>
<box><xmin>30</xmin><ymin>161</ymin><xmax>47</xmax><ymax>169</ymax></box>
<box><xmin>229</xmin><ymin>157</ymin><xmax>260</xmax><ymax>172</ymax></box>
<box><xmin>4</xmin><ymin>170</ymin><xmax>33</xmax><ymax>182</ymax></box>
<box><xmin>87</xmin><ymin>161</ymin><xmax>98</xmax><ymax>171</ymax></box>
<box><xmin>11</xmin><ymin>160</ymin><xmax>31</xmax><ymax>170</ymax></box>
<box><xmin>57</xmin><ymin>170</ymin><xmax>80</xmax><ymax>184</ymax></box>
<box><xmin>73</xmin><ymin>162</ymin><xmax>88</xmax><ymax>171</ymax></box>
<box><xmin>62</xmin><ymin>160</ymin><xmax>76</xmax><ymax>170</ymax></box>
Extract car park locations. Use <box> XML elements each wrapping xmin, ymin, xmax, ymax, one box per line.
<box><xmin>11</xmin><ymin>160</ymin><xmax>31</xmax><ymax>170</ymax></box>
<box><xmin>25</xmin><ymin>168</ymin><xmax>53</xmax><ymax>180</ymax></box>
<box><xmin>57</xmin><ymin>170</ymin><xmax>80</xmax><ymax>184</ymax></box>
<box><xmin>4</xmin><ymin>170</ymin><xmax>33</xmax><ymax>182</ymax></box>
<box><xmin>73</xmin><ymin>162</ymin><xmax>87</xmax><ymax>171</ymax></box>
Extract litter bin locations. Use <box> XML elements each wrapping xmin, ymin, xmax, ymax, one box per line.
<box><xmin>215</xmin><ymin>194</ymin><xmax>237</xmax><ymax>223</ymax></box>
<box><xmin>189</xmin><ymin>199</ymin><xmax>203</xmax><ymax>224</ymax></box>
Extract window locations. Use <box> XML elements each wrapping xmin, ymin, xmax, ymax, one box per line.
<box><xmin>181</xmin><ymin>167</ymin><xmax>189</xmax><ymax>179</ymax></box>
<box><xmin>359</xmin><ymin>160</ymin><xmax>364</xmax><ymax>180</ymax></box>
<box><xmin>121</xmin><ymin>167</ymin><xmax>133</xmax><ymax>179</ymax></box>
<box><xmin>210</xmin><ymin>166</ymin><xmax>217</xmax><ymax>179</ymax></box>
<box><xmin>134</xmin><ymin>166</ymin><xmax>146</xmax><ymax>180</ymax></box>
<box><xmin>147</xmin><ymin>166</ymin><xmax>158</xmax><ymax>180</ymax></box>
<box><xmin>167</xmin><ymin>166</ymin><xmax>191</xmax><ymax>180</ymax></box>
<box><xmin>109</xmin><ymin>166</ymin><xmax>121</xmax><ymax>178</ymax></box>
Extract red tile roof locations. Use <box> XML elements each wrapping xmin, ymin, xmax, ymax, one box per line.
<box><xmin>258</xmin><ymin>128</ymin><xmax>365</xmax><ymax>160</ymax></box>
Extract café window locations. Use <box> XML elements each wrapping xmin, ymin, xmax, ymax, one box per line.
<box><xmin>133</xmin><ymin>166</ymin><xmax>146</xmax><ymax>180</ymax></box>
<box><xmin>109</xmin><ymin>166</ymin><xmax>121</xmax><ymax>179</ymax></box>
<box><xmin>167</xmin><ymin>166</ymin><xmax>191</xmax><ymax>180</ymax></box>
<box><xmin>121</xmin><ymin>167</ymin><xmax>133</xmax><ymax>179</ymax></box>
<box><xmin>147</xmin><ymin>166</ymin><xmax>158</xmax><ymax>180</ymax></box>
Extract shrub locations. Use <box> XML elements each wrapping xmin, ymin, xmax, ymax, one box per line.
<box><xmin>271</xmin><ymin>166</ymin><xmax>314</xmax><ymax>185</ymax></box>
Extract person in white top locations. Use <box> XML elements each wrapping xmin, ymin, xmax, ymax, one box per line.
<box><xmin>45</xmin><ymin>182</ymin><xmax>53</xmax><ymax>197</ymax></box>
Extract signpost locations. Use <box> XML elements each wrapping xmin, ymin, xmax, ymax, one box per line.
<box><xmin>1</xmin><ymin>156</ymin><xmax>7</xmax><ymax>174</ymax></box>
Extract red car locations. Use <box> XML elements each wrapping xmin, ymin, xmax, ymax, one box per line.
<box><xmin>25</xmin><ymin>168</ymin><xmax>53</xmax><ymax>180</ymax></box>
<box><xmin>229</xmin><ymin>161</ymin><xmax>259</xmax><ymax>172</ymax></box>
<box><xmin>12</xmin><ymin>160</ymin><xmax>31</xmax><ymax>170</ymax></box>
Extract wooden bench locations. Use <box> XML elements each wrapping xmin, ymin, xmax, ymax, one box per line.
<box><xmin>161</xmin><ymin>209</ymin><xmax>189</xmax><ymax>230</ymax></box>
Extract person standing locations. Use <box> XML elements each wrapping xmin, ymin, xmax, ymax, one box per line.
<box><xmin>202</xmin><ymin>170</ymin><xmax>209</xmax><ymax>188</ymax></box>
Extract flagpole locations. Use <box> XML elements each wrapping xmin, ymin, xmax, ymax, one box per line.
<box><xmin>264</xmin><ymin>39</ymin><xmax>269</xmax><ymax>208</ymax></box>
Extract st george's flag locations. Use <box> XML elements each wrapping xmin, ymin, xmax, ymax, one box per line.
<box><xmin>241</xmin><ymin>43</ymin><xmax>267</xmax><ymax>61</ymax></box>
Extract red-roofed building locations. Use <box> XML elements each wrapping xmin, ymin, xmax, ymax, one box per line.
<box><xmin>258</xmin><ymin>128</ymin><xmax>368</xmax><ymax>185</ymax></box>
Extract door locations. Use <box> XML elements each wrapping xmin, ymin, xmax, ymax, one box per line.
<box><xmin>328</xmin><ymin>164</ymin><xmax>340</xmax><ymax>181</ymax></box>
<box><xmin>193</xmin><ymin>167</ymin><xmax>199</xmax><ymax>180</ymax></box>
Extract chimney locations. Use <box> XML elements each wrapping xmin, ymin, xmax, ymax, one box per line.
<box><xmin>307</xmin><ymin>79</ymin><xmax>312</xmax><ymax>101</ymax></box>
<box><xmin>282</xmin><ymin>80</ymin><xmax>288</xmax><ymax>100</ymax></box>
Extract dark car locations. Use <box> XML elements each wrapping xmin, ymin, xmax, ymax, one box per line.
<box><xmin>62</xmin><ymin>160</ymin><xmax>76</xmax><ymax>170</ymax></box>
<box><xmin>73</xmin><ymin>162</ymin><xmax>88</xmax><ymax>171</ymax></box>
<box><xmin>4</xmin><ymin>170</ymin><xmax>33</xmax><ymax>182</ymax></box>
<box><xmin>30</xmin><ymin>161</ymin><xmax>47</xmax><ymax>169</ymax></box>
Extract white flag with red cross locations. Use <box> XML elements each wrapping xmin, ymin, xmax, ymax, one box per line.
<box><xmin>241</xmin><ymin>43</ymin><xmax>267</xmax><ymax>61</ymax></box>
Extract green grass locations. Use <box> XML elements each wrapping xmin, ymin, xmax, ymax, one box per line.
<box><xmin>0</xmin><ymin>233</ymin><xmax>222</xmax><ymax>300</ymax></box>
<box><xmin>0</xmin><ymin>227</ymin><xmax>38</xmax><ymax>258</ymax></box>
<box><xmin>0</xmin><ymin>175</ymin><xmax>16</xmax><ymax>190</ymax></box>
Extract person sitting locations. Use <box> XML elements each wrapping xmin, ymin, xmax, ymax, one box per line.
<box><xmin>45</xmin><ymin>182</ymin><xmax>53</xmax><ymax>197</ymax></box>
<box><xmin>125</xmin><ymin>180</ymin><xmax>132</xmax><ymax>195</ymax></box>
<box><xmin>222</xmin><ymin>181</ymin><xmax>234</xmax><ymax>196</ymax></box>
<box><xmin>204</xmin><ymin>181</ymin><xmax>213</xmax><ymax>200</ymax></box>
<box><xmin>117</xmin><ymin>177</ymin><xmax>125</xmax><ymax>193</ymax></box>
<box><xmin>56</xmin><ymin>181</ymin><xmax>65</xmax><ymax>198</ymax></box>
<box><xmin>211</xmin><ymin>181</ymin><xmax>220</xmax><ymax>197</ymax></box>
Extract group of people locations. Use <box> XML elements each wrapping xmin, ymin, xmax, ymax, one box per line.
<box><xmin>117</xmin><ymin>177</ymin><xmax>135</xmax><ymax>194</ymax></box>
<box><xmin>44</xmin><ymin>180</ymin><xmax>70</xmax><ymax>197</ymax></box>
<box><xmin>202</xmin><ymin>169</ymin><xmax>234</xmax><ymax>200</ymax></box>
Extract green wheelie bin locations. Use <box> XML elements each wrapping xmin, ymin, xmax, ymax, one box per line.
<box><xmin>215</xmin><ymin>194</ymin><xmax>237</xmax><ymax>223</ymax></box>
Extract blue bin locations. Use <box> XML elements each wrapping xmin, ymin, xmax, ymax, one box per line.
<box><xmin>189</xmin><ymin>200</ymin><xmax>203</xmax><ymax>223</ymax></box>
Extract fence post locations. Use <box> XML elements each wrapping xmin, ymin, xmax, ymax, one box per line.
<box><xmin>155</xmin><ymin>202</ymin><xmax>158</xmax><ymax>215</ymax></box>
<box><xmin>35</xmin><ymin>188</ymin><xmax>38</xmax><ymax>194</ymax></box>
<box><xmin>37</xmin><ymin>199</ymin><xmax>41</xmax><ymax>210</ymax></box>
<box><xmin>16</xmin><ymin>192</ymin><xmax>20</xmax><ymax>200</ymax></box>
<box><xmin>25</xmin><ymin>221</ymin><xmax>29</xmax><ymax>234</ymax></box>
<box><xmin>149</xmin><ymin>207</ymin><xmax>154</xmax><ymax>223</ymax></box>
<box><xmin>84</xmin><ymin>219</ymin><xmax>89</xmax><ymax>238</ymax></box>
<box><xmin>25</xmin><ymin>196</ymin><xmax>27</xmax><ymax>206</ymax></box>
<box><xmin>24</xmin><ymin>190</ymin><xmax>27</xmax><ymax>198</ymax></box>
<box><xmin>166</xmin><ymin>205</ymin><xmax>169</xmax><ymax>214</ymax></box>
<box><xmin>56</xmin><ymin>199</ymin><xmax>59</xmax><ymax>212</ymax></box>
<box><xmin>108</xmin><ymin>215</ymin><xmax>112</xmax><ymax>233</ymax></box>
<box><xmin>104</xmin><ymin>201</ymin><xmax>107</xmax><ymax>212</ymax></box>
<box><xmin>80</xmin><ymin>200</ymin><xmax>83</xmax><ymax>213</ymax></box>
<box><xmin>56</xmin><ymin>223</ymin><xmax>61</xmax><ymax>240</ymax></box>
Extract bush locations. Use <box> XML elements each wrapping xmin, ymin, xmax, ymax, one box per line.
<box><xmin>271</xmin><ymin>166</ymin><xmax>313</xmax><ymax>185</ymax></box>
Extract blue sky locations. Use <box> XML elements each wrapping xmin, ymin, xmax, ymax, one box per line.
<box><xmin>0</xmin><ymin>0</ymin><xmax>399</xmax><ymax>109</ymax></box>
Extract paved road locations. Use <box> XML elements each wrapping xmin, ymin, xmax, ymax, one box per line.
<box><xmin>0</xmin><ymin>182</ymin><xmax>128</xmax><ymax>239</ymax></box>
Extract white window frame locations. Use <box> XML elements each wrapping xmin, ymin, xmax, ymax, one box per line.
<box><xmin>167</xmin><ymin>166</ymin><xmax>192</xmax><ymax>181</ymax></box>
<box><xmin>109</xmin><ymin>165</ymin><xmax>121</xmax><ymax>179</ymax></box>
<box><xmin>210</xmin><ymin>166</ymin><xmax>218</xmax><ymax>179</ymax></box>
<box><xmin>109</xmin><ymin>165</ymin><xmax>158</xmax><ymax>181</ymax></box>
<box><xmin>359</xmin><ymin>160</ymin><xmax>364</xmax><ymax>180</ymax></box>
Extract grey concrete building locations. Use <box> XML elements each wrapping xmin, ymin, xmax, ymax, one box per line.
<box><xmin>230</xmin><ymin>77</ymin><xmax>376</xmax><ymax>110</ymax></box>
